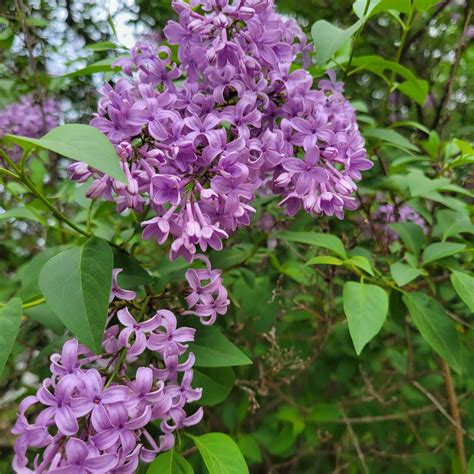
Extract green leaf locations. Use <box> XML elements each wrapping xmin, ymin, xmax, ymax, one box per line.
<box><xmin>390</xmin><ymin>262</ymin><xmax>423</xmax><ymax>286</ymax></box>
<box><xmin>188</xmin><ymin>326</ymin><xmax>252</xmax><ymax>368</ymax></box>
<box><xmin>64</xmin><ymin>57</ymin><xmax>122</xmax><ymax>77</ymax></box>
<box><xmin>274</xmin><ymin>231</ymin><xmax>347</xmax><ymax>258</ymax></box>
<box><xmin>311</xmin><ymin>19</ymin><xmax>364</xmax><ymax>66</ymax></box>
<box><xmin>342</xmin><ymin>282</ymin><xmax>389</xmax><ymax>355</ymax></box>
<box><xmin>403</xmin><ymin>292</ymin><xmax>463</xmax><ymax>374</ymax></box>
<box><xmin>389</xmin><ymin>222</ymin><xmax>425</xmax><ymax>258</ymax></box>
<box><xmin>147</xmin><ymin>449</ymin><xmax>193</xmax><ymax>474</ymax></box>
<box><xmin>353</xmin><ymin>0</ymin><xmax>411</xmax><ymax>17</ymax></box>
<box><xmin>450</xmin><ymin>271</ymin><xmax>474</xmax><ymax>312</ymax></box>
<box><xmin>406</xmin><ymin>169</ymin><xmax>450</xmax><ymax>198</ymax></box>
<box><xmin>237</xmin><ymin>434</ymin><xmax>262</xmax><ymax>464</ymax></box>
<box><xmin>363</xmin><ymin>127</ymin><xmax>418</xmax><ymax>152</ymax></box>
<box><xmin>39</xmin><ymin>237</ymin><xmax>113</xmax><ymax>353</ymax></box>
<box><xmin>112</xmin><ymin>248</ymin><xmax>151</xmax><ymax>289</ymax></box>
<box><xmin>84</xmin><ymin>41</ymin><xmax>118</xmax><ymax>52</ymax></box>
<box><xmin>193</xmin><ymin>433</ymin><xmax>249</xmax><ymax>474</ymax></box>
<box><xmin>422</xmin><ymin>242</ymin><xmax>466</xmax><ymax>266</ymax></box>
<box><xmin>25</xmin><ymin>304</ymin><xmax>64</xmax><ymax>333</ymax></box>
<box><xmin>434</xmin><ymin>209</ymin><xmax>474</xmax><ymax>240</ymax></box>
<box><xmin>5</xmin><ymin>124</ymin><xmax>126</xmax><ymax>183</ymax></box>
<box><xmin>305</xmin><ymin>256</ymin><xmax>344</xmax><ymax>266</ymax></box>
<box><xmin>346</xmin><ymin>256</ymin><xmax>374</xmax><ymax>276</ymax></box>
<box><xmin>397</xmin><ymin>79</ymin><xmax>429</xmax><ymax>106</ymax></box>
<box><xmin>414</xmin><ymin>0</ymin><xmax>439</xmax><ymax>11</ymax></box>
<box><xmin>0</xmin><ymin>206</ymin><xmax>44</xmax><ymax>224</ymax></box>
<box><xmin>0</xmin><ymin>298</ymin><xmax>22</xmax><ymax>376</ymax></box>
<box><xmin>193</xmin><ymin>367</ymin><xmax>235</xmax><ymax>406</ymax></box>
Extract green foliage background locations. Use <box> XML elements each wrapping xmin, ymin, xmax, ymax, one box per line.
<box><xmin>0</xmin><ymin>1</ymin><xmax>473</xmax><ymax>473</ymax></box>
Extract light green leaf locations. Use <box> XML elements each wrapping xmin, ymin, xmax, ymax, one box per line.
<box><xmin>193</xmin><ymin>433</ymin><xmax>249</xmax><ymax>474</ymax></box>
<box><xmin>0</xmin><ymin>298</ymin><xmax>23</xmax><ymax>376</ymax></box>
<box><xmin>414</xmin><ymin>0</ymin><xmax>439</xmax><ymax>11</ymax></box>
<box><xmin>0</xmin><ymin>206</ymin><xmax>44</xmax><ymax>224</ymax></box>
<box><xmin>406</xmin><ymin>169</ymin><xmax>450</xmax><ymax>198</ymax></box>
<box><xmin>434</xmin><ymin>209</ymin><xmax>474</xmax><ymax>240</ymax></box>
<box><xmin>389</xmin><ymin>222</ymin><xmax>425</xmax><ymax>258</ymax></box>
<box><xmin>274</xmin><ymin>231</ymin><xmax>347</xmax><ymax>258</ymax></box>
<box><xmin>39</xmin><ymin>237</ymin><xmax>113</xmax><ymax>353</ymax></box>
<box><xmin>403</xmin><ymin>292</ymin><xmax>463</xmax><ymax>374</ymax></box>
<box><xmin>353</xmin><ymin>0</ymin><xmax>411</xmax><ymax>17</ymax></box>
<box><xmin>363</xmin><ymin>127</ymin><xmax>418</xmax><ymax>152</ymax></box>
<box><xmin>422</xmin><ymin>242</ymin><xmax>466</xmax><ymax>266</ymax></box>
<box><xmin>64</xmin><ymin>57</ymin><xmax>122</xmax><ymax>77</ymax></box>
<box><xmin>188</xmin><ymin>326</ymin><xmax>252</xmax><ymax>368</ymax></box>
<box><xmin>147</xmin><ymin>449</ymin><xmax>193</xmax><ymax>474</ymax></box>
<box><xmin>193</xmin><ymin>367</ymin><xmax>235</xmax><ymax>406</ymax></box>
<box><xmin>347</xmin><ymin>256</ymin><xmax>374</xmax><ymax>276</ymax></box>
<box><xmin>342</xmin><ymin>282</ymin><xmax>389</xmax><ymax>355</ymax></box>
<box><xmin>305</xmin><ymin>256</ymin><xmax>344</xmax><ymax>266</ymax></box>
<box><xmin>450</xmin><ymin>271</ymin><xmax>474</xmax><ymax>312</ymax></box>
<box><xmin>311</xmin><ymin>19</ymin><xmax>364</xmax><ymax>66</ymax></box>
<box><xmin>5</xmin><ymin>124</ymin><xmax>126</xmax><ymax>183</ymax></box>
<box><xmin>390</xmin><ymin>262</ymin><xmax>423</xmax><ymax>286</ymax></box>
<box><xmin>84</xmin><ymin>41</ymin><xmax>119</xmax><ymax>52</ymax></box>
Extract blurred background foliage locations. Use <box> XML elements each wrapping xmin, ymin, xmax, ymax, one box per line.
<box><xmin>0</xmin><ymin>1</ymin><xmax>473</xmax><ymax>473</ymax></box>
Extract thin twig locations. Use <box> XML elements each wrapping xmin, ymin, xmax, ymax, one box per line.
<box><xmin>341</xmin><ymin>407</ymin><xmax>370</xmax><ymax>474</ymax></box>
<box><xmin>441</xmin><ymin>360</ymin><xmax>467</xmax><ymax>473</ymax></box>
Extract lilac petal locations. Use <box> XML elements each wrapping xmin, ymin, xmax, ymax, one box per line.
<box><xmin>55</xmin><ymin>406</ymin><xmax>79</xmax><ymax>435</ymax></box>
<box><xmin>84</xmin><ymin>453</ymin><xmax>118</xmax><ymax>471</ymax></box>
<box><xmin>92</xmin><ymin>429</ymin><xmax>120</xmax><ymax>451</ymax></box>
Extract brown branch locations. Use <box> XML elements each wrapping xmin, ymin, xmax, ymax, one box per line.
<box><xmin>441</xmin><ymin>360</ymin><xmax>467</xmax><ymax>473</ymax></box>
<box><xmin>340</xmin><ymin>407</ymin><xmax>370</xmax><ymax>474</ymax></box>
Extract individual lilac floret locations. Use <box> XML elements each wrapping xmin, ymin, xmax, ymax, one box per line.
<box><xmin>69</xmin><ymin>0</ymin><xmax>370</xmax><ymax>262</ymax></box>
<box><xmin>12</xmin><ymin>269</ymin><xmax>202</xmax><ymax>473</ymax></box>
<box><xmin>184</xmin><ymin>254</ymin><xmax>230</xmax><ymax>325</ymax></box>
<box><xmin>0</xmin><ymin>95</ymin><xmax>60</xmax><ymax>160</ymax></box>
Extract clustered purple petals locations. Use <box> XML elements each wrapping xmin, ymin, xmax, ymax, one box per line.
<box><xmin>184</xmin><ymin>254</ymin><xmax>229</xmax><ymax>325</ymax></box>
<box><xmin>69</xmin><ymin>0</ymin><xmax>371</xmax><ymax>262</ymax></box>
<box><xmin>0</xmin><ymin>95</ymin><xmax>60</xmax><ymax>160</ymax></box>
<box><xmin>12</xmin><ymin>270</ymin><xmax>202</xmax><ymax>473</ymax></box>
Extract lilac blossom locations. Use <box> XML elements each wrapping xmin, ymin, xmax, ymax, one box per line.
<box><xmin>0</xmin><ymin>95</ymin><xmax>60</xmax><ymax>160</ymax></box>
<box><xmin>69</xmin><ymin>0</ymin><xmax>370</xmax><ymax>264</ymax></box>
<box><xmin>12</xmin><ymin>270</ymin><xmax>202</xmax><ymax>473</ymax></box>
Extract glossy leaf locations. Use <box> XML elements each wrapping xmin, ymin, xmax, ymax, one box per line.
<box><xmin>147</xmin><ymin>449</ymin><xmax>193</xmax><ymax>474</ymax></box>
<box><xmin>342</xmin><ymin>282</ymin><xmax>389</xmax><ymax>355</ymax></box>
<box><xmin>422</xmin><ymin>242</ymin><xmax>466</xmax><ymax>266</ymax></box>
<box><xmin>193</xmin><ymin>433</ymin><xmax>249</xmax><ymax>474</ymax></box>
<box><xmin>274</xmin><ymin>231</ymin><xmax>347</xmax><ymax>258</ymax></box>
<box><xmin>5</xmin><ymin>124</ymin><xmax>126</xmax><ymax>183</ymax></box>
<box><xmin>0</xmin><ymin>298</ymin><xmax>23</xmax><ymax>376</ymax></box>
<box><xmin>403</xmin><ymin>292</ymin><xmax>463</xmax><ymax>374</ymax></box>
<box><xmin>39</xmin><ymin>237</ymin><xmax>113</xmax><ymax>353</ymax></box>
<box><xmin>450</xmin><ymin>271</ymin><xmax>474</xmax><ymax>312</ymax></box>
<box><xmin>189</xmin><ymin>326</ymin><xmax>252</xmax><ymax>368</ymax></box>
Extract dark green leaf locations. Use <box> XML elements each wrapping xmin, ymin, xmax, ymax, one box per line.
<box><xmin>193</xmin><ymin>367</ymin><xmax>235</xmax><ymax>406</ymax></box>
<box><xmin>0</xmin><ymin>298</ymin><xmax>22</xmax><ymax>376</ymax></box>
<box><xmin>363</xmin><ymin>127</ymin><xmax>418</xmax><ymax>152</ymax></box>
<box><xmin>342</xmin><ymin>282</ymin><xmax>389</xmax><ymax>355</ymax></box>
<box><xmin>389</xmin><ymin>222</ymin><xmax>425</xmax><ymax>258</ymax></box>
<box><xmin>147</xmin><ymin>449</ymin><xmax>193</xmax><ymax>474</ymax></box>
<box><xmin>5</xmin><ymin>124</ymin><xmax>126</xmax><ymax>183</ymax></box>
<box><xmin>39</xmin><ymin>237</ymin><xmax>113</xmax><ymax>353</ymax></box>
<box><xmin>422</xmin><ymin>242</ymin><xmax>466</xmax><ymax>266</ymax></box>
<box><xmin>397</xmin><ymin>79</ymin><xmax>429</xmax><ymax>106</ymax></box>
<box><xmin>193</xmin><ymin>433</ymin><xmax>249</xmax><ymax>474</ymax></box>
<box><xmin>450</xmin><ymin>271</ymin><xmax>474</xmax><ymax>312</ymax></box>
<box><xmin>189</xmin><ymin>326</ymin><xmax>252</xmax><ymax>368</ymax></box>
<box><xmin>403</xmin><ymin>292</ymin><xmax>463</xmax><ymax>374</ymax></box>
<box><xmin>112</xmin><ymin>248</ymin><xmax>151</xmax><ymax>289</ymax></box>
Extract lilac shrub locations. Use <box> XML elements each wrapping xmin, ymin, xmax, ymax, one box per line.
<box><xmin>69</xmin><ymin>0</ymin><xmax>371</xmax><ymax>262</ymax></box>
<box><xmin>12</xmin><ymin>270</ymin><xmax>203</xmax><ymax>473</ymax></box>
<box><xmin>0</xmin><ymin>95</ymin><xmax>60</xmax><ymax>160</ymax></box>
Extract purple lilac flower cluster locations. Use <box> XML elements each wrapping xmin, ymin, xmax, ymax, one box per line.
<box><xmin>375</xmin><ymin>202</ymin><xmax>427</xmax><ymax>245</ymax></box>
<box><xmin>69</xmin><ymin>0</ymin><xmax>371</xmax><ymax>263</ymax></box>
<box><xmin>0</xmin><ymin>95</ymin><xmax>60</xmax><ymax>160</ymax></box>
<box><xmin>12</xmin><ymin>269</ymin><xmax>203</xmax><ymax>473</ymax></box>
